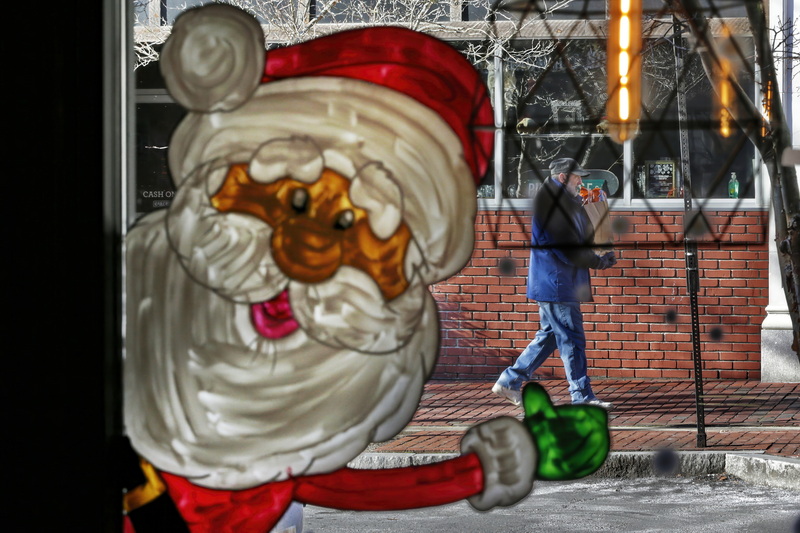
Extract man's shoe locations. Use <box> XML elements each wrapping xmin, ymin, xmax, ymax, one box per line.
<box><xmin>492</xmin><ymin>382</ymin><xmax>522</xmax><ymax>406</ymax></box>
<box><xmin>575</xmin><ymin>398</ymin><xmax>614</xmax><ymax>410</ymax></box>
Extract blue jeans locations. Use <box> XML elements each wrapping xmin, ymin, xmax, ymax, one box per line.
<box><xmin>496</xmin><ymin>301</ymin><xmax>595</xmax><ymax>403</ymax></box>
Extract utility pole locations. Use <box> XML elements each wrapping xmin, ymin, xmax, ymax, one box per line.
<box><xmin>672</xmin><ymin>10</ymin><xmax>707</xmax><ymax>448</ymax></box>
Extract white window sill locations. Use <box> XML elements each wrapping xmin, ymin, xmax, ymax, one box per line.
<box><xmin>477</xmin><ymin>197</ymin><xmax>768</xmax><ymax>211</ymax></box>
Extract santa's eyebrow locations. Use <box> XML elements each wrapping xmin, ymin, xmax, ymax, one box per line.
<box><xmin>349</xmin><ymin>163</ymin><xmax>403</xmax><ymax>241</ymax></box>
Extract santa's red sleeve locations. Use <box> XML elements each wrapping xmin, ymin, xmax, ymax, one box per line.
<box><xmin>293</xmin><ymin>453</ymin><xmax>484</xmax><ymax>510</ymax></box>
<box><xmin>124</xmin><ymin>454</ymin><xmax>485</xmax><ymax>533</ymax></box>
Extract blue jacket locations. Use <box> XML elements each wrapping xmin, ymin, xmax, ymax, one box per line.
<box><xmin>527</xmin><ymin>177</ymin><xmax>602</xmax><ymax>303</ymax></box>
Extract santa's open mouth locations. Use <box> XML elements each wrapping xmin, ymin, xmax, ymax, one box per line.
<box><xmin>250</xmin><ymin>289</ymin><xmax>299</xmax><ymax>339</ymax></box>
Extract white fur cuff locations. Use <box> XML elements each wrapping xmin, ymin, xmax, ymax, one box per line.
<box><xmin>460</xmin><ymin>417</ymin><xmax>536</xmax><ymax>511</ymax></box>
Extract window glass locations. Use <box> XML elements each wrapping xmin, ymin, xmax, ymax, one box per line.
<box><xmin>633</xmin><ymin>36</ymin><xmax>756</xmax><ymax>199</ymax></box>
<box><xmin>450</xmin><ymin>40</ymin><xmax>495</xmax><ymax>193</ymax></box>
<box><xmin>132</xmin><ymin>0</ymin><xmax>156</xmax><ymax>26</ymax></box>
<box><xmin>642</xmin><ymin>0</ymin><xmax>672</xmax><ymax>16</ymax></box>
<box><xmin>315</xmin><ymin>0</ymin><xmax>450</xmax><ymax>24</ymax></box>
<box><xmin>163</xmin><ymin>0</ymin><xmax>205</xmax><ymax>25</ymax></box>
<box><xmin>504</xmin><ymin>39</ymin><xmax>623</xmax><ymax>199</ymax></box>
<box><xmin>545</xmin><ymin>0</ymin><xmax>606</xmax><ymax>20</ymax></box>
<box><xmin>696</xmin><ymin>0</ymin><xmax>748</xmax><ymax>18</ymax></box>
<box><xmin>462</xmin><ymin>2</ymin><xmax>488</xmax><ymax>21</ymax></box>
<box><xmin>135</xmin><ymin>44</ymin><xmax>165</xmax><ymax>89</ymax></box>
<box><xmin>684</xmin><ymin>53</ymin><xmax>756</xmax><ymax>199</ymax></box>
<box><xmin>504</xmin><ymin>133</ymin><xmax>623</xmax><ymax>199</ymax></box>
<box><xmin>135</xmin><ymin>103</ymin><xmax>185</xmax><ymax>218</ymax></box>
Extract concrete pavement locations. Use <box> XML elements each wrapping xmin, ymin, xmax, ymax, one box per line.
<box><xmin>303</xmin><ymin>476</ymin><xmax>800</xmax><ymax>532</ymax></box>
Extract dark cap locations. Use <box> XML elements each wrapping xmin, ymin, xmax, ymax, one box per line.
<box><xmin>549</xmin><ymin>157</ymin><xmax>590</xmax><ymax>177</ymax></box>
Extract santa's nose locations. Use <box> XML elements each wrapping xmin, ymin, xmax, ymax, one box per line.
<box><xmin>271</xmin><ymin>217</ymin><xmax>343</xmax><ymax>283</ymax></box>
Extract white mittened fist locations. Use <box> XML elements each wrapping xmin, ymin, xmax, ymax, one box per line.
<box><xmin>460</xmin><ymin>416</ymin><xmax>537</xmax><ymax>511</ymax></box>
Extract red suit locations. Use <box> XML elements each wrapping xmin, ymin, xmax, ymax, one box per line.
<box><xmin>125</xmin><ymin>454</ymin><xmax>483</xmax><ymax>533</ymax></box>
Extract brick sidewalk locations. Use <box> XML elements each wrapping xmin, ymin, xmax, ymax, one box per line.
<box><xmin>368</xmin><ymin>380</ymin><xmax>800</xmax><ymax>457</ymax></box>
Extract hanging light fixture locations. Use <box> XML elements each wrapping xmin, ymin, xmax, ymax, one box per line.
<box><xmin>761</xmin><ymin>79</ymin><xmax>772</xmax><ymax>139</ymax></box>
<box><xmin>606</xmin><ymin>0</ymin><xmax>642</xmax><ymax>144</ymax></box>
<box><xmin>715</xmin><ymin>25</ymin><xmax>739</xmax><ymax>138</ymax></box>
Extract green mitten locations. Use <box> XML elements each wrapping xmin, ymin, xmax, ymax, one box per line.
<box><xmin>522</xmin><ymin>382</ymin><xmax>610</xmax><ymax>480</ymax></box>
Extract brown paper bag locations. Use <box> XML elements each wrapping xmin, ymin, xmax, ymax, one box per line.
<box><xmin>583</xmin><ymin>199</ymin><xmax>612</xmax><ymax>249</ymax></box>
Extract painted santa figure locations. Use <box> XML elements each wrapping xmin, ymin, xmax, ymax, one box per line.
<box><xmin>122</xmin><ymin>5</ymin><xmax>608</xmax><ymax>532</ymax></box>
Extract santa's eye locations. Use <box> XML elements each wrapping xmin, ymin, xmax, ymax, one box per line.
<box><xmin>334</xmin><ymin>210</ymin><xmax>354</xmax><ymax>230</ymax></box>
<box><xmin>291</xmin><ymin>188</ymin><xmax>309</xmax><ymax>213</ymax></box>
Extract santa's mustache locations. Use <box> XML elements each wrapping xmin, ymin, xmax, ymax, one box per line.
<box><xmin>291</xmin><ymin>265</ymin><xmax>426</xmax><ymax>354</ymax></box>
<box><xmin>165</xmin><ymin>160</ymin><xmax>427</xmax><ymax>355</ymax></box>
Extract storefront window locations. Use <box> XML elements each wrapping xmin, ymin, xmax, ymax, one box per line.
<box><xmin>501</xmin><ymin>39</ymin><xmax>624</xmax><ymax>200</ymax></box>
<box><xmin>133</xmin><ymin>1</ymin><xmax>763</xmax><ymax>210</ymax></box>
<box><xmin>633</xmin><ymin>36</ymin><xmax>756</xmax><ymax>200</ymax></box>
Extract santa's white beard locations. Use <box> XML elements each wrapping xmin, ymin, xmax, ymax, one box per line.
<box><xmin>124</xmin><ymin>200</ymin><xmax>438</xmax><ymax>490</ymax></box>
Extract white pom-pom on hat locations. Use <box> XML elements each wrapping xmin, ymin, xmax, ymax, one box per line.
<box><xmin>249</xmin><ymin>137</ymin><xmax>324</xmax><ymax>184</ymax></box>
<box><xmin>160</xmin><ymin>4</ymin><xmax>264</xmax><ymax>113</ymax></box>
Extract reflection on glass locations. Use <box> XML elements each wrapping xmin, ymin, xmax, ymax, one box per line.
<box><xmin>632</xmin><ymin>37</ymin><xmax>755</xmax><ymax>199</ymax></box>
<box><xmin>135</xmin><ymin>103</ymin><xmax>186</xmax><ymax>219</ymax></box>
<box><xmin>477</xmin><ymin>184</ymin><xmax>495</xmax><ymax>198</ymax></box>
<box><xmin>500</xmin><ymin>39</ymin><xmax>622</xmax><ymax>200</ymax></box>
<box><xmin>505</xmin><ymin>134</ymin><xmax>623</xmax><ymax>200</ymax></box>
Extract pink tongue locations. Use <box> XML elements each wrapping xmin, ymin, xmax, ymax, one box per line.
<box><xmin>250</xmin><ymin>289</ymin><xmax>299</xmax><ymax>339</ymax></box>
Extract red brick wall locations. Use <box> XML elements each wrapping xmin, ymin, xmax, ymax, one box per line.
<box><xmin>430</xmin><ymin>210</ymin><xmax>770</xmax><ymax>381</ymax></box>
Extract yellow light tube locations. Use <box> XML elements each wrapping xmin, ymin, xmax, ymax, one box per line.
<box><xmin>619</xmin><ymin>51</ymin><xmax>630</xmax><ymax>77</ymax></box>
<box><xmin>720</xmin><ymin>79</ymin><xmax>730</xmax><ymax>105</ymax></box>
<box><xmin>619</xmin><ymin>87</ymin><xmax>630</xmax><ymax>120</ymax></box>
<box><xmin>620</xmin><ymin>16</ymin><xmax>630</xmax><ymax>49</ymax></box>
<box><xmin>720</xmin><ymin>109</ymin><xmax>731</xmax><ymax>137</ymax></box>
<box><xmin>606</xmin><ymin>0</ymin><xmax>641</xmax><ymax>144</ymax></box>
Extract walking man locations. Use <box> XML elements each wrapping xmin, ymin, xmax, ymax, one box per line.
<box><xmin>492</xmin><ymin>158</ymin><xmax>617</xmax><ymax>409</ymax></box>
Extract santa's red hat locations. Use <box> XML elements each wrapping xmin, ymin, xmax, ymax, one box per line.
<box><xmin>259</xmin><ymin>27</ymin><xmax>493</xmax><ymax>183</ymax></box>
<box><xmin>160</xmin><ymin>4</ymin><xmax>494</xmax><ymax>283</ymax></box>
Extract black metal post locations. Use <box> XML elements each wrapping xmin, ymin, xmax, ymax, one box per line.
<box><xmin>672</xmin><ymin>12</ymin><xmax>707</xmax><ymax>447</ymax></box>
<box><xmin>683</xmin><ymin>240</ymin><xmax>707</xmax><ymax>447</ymax></box>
